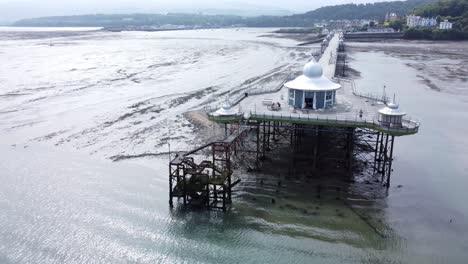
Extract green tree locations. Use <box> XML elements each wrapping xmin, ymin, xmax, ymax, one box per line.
<box><xmin>389</xmin><ymin>20</ymin><xmax>404</xmax><ymax>30</ymax></box>
<box><xmin>405</xmin><ymin>0</ymin><xmax>468</xmax><ymax>40</ymax></box>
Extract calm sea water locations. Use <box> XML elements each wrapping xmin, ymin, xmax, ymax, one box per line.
<box><xmin>1</xmin><ymin>28</ymin><xmax>468</xmax><ymax>263</ymax></box>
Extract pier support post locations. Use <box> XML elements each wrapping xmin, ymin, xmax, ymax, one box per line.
<box><xmin>267</xmin><ymin>121</ymin><xmax>271</xmax><ymax>150</ymax></box>
<box><xmin>169</xmin><ymin>164</ymin><xmax>173</xmax><ymax>207</ymax></box>
<box><xmin>373</xmin><ymin>132</ymin><xmax>381</xmax><ymax>175</ymax></box>
<box><xmin>289</xmin><ymin>124</ymin><xmax>297</xmax><ymax>177</ymax></box>
<box><xmin>256</xmin><ymin>122</ymin><xmax>260</xmax><ymax>167</ymax></box>
<box><xmin>381</xmin><ymin>134</ymin><xmax>390</xmax><ymax>183</ymax></box>
<box><xmin>222</xmin><ymin>185</ymin><xmax>227</xmax><ymax>212</ymax></box>
<box><xmin>212</xmin><ymin>144</ymin><xmax>217</xmax><ymax>203</ymax></box>
<box><xmin>182</xmin><ymin>167</ymin><xmax>187</xmax><ymax>206</ymax></box>
<box><xmin>312</xmin><ymin>126</ymin><xmax>319</xmax><ymax>171</ymax></box>
<box><xmin>345</xmin><ymin>127</ymin><xmax>355</xmax><ymax>175</ymax></box>
<box><xmin>262</xmin><ymin>121</ymin><xmax>267</xmax><ymax>158</ymax></box>
<box><xmin>290</xmin><ymin>125</ymin><xmax>294</xmax><ymax>146</ymax></box>
<box><xmin>272</xmin><ymin>122</ymin><xmax>277</xmax><ymax>141</ymax></box>
<box><xmin>206</xmin><ymin>178</ymin><xmax>210</xmax><ymax>210</ymax></box>
<box><xmin>386</xmin><ymin>136</ymin><xmax>395</xmax><ymax>188</ymax></box>
<box><xmin>376</xmin><ymin>133</ymin><xmax>385</xmax><ymax>178</ymax></box>
<box><xmin>226</xmin><ymin>144</ymin><xmax>232</xmax><ymax>202</ymax></box>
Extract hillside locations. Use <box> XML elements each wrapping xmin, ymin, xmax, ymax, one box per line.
<box><xmin>404</xmin><ymin>0</ymin><xmax>468</xmax><ymax>40</ymax></box>
<box><xmin>13</xmin><ymin>13</ymin><xmax>245</xmax><ymax>27</ymax></box>
<box><xmin>414</xmin><ymin>0</ymin><xmax>468</xmax><ymax>16</ymax></box>
<box><xmin>292</xmin><ymin>0</ymin><xmax>438</xmax><ymax>20</ymax></box>
<box><xmin>14</xmin><ymin>0</ymin><xmax>440</xmax><ymax>27</ymax></box>
<box><xmin>414</xmin><ymin>0</ymin><xmax>468</xmax><ymax>30</ymax></box>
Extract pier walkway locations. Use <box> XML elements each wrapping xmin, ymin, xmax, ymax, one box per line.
<box><xmin>209</xmin><ymin>33</ymin><xmax>419</xmax><ymax>136</ymax></box>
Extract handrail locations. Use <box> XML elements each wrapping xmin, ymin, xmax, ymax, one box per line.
<box><xmin>207</xmin><ymin>104</ymin><xmax>419</xmax><ymax>135</ymax></box>
<box><xmin>203</xmin><ymin>74</ymin><xmax>293</xmax><ymax>113</ymax></box>
<box><xmin>337</xmin><ymin>78</ymin><xmax>390</xmax><ymax>103</ymax></box>
<box><xmin>208</xmin><ymin>110</ymin><xmax>420</xmax><ymax>134</ymax></box>
<box><xmin>247</xmin><ymin>74</ymin><xmax>292</xmax><ymax>96</ymax></box>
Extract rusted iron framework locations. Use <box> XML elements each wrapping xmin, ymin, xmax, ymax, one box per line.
<box><xmin>169</xmin><ymin>127</ymin><xmax>249</xmax><ymax>211</ymax></box>
<box><xmin>250</xmin><ymin>121</ymin><xmax>394</xmax><ymax>186</ymax></box>
<box><xmin>169</xmin><ymin>121</ymin><xmax>396</xmax><ymax>210</ymax></box>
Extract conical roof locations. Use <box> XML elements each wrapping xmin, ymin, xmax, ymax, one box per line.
<box><xmin>379</xmin><ymin>96</ymin><xmax>406</xmax><ymax>116</ymax></box>
<box><xmin>214</xmin><ymin>100</ymin><xmax>239</xmax><ymax>116</ymax></box>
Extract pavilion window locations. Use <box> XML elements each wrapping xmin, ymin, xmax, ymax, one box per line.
<box><xmin>289</xmin><ymin>89</ymin><xmax>295</xmax><ymax>106</ymax></box>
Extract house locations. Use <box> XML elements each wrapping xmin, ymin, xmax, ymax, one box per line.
<box><xmin>440</xmin><ymin>20</ymin><xmax>453</xmax><ymax>30</ymax></box>
<box><xmin>407</xmin><ymin>14</ymin><xmax>437</xmax><ymax>28</ymax></box>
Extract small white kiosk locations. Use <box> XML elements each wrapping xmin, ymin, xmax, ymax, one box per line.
<box><xmin>214</xmin><ymin>100</ymin><xmax>240</xmax><ymax>117</ymax></box>
<box><xmin>378</xmin><ymin>96</ymin><xmax>406</xmax><ymax>128</ymax></box>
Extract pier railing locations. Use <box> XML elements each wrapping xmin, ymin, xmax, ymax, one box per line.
<box><xmin>207</xmin><ymin>110</ymin><xmax>420</xmax><ymax>135</ymax></box>
<box><xmin>247</xmin><ymin>112</ymin><xmax>419</xmax><ymax>135</ymax></box>
<box><xmin>337</xmin><ymin>78</ymin><xmax>390</xmax><ymax>103</ymax></box>
<box><xmin>247</xmin><ymin>76</ymin><xmax>292</xmax><ymax>96</ymax></box>
<box><xmin>203</xmin><ymin>74</ymin><xmax>293</xmax><ymax>113</ymax></box>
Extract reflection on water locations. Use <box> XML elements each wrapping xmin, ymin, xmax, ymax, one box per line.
<box><xmin>229</xmin><ymin>137</ymin><xmax>397</xmax><ymax>251</ymax></box>
<box><xmin>1</xmin><ymin>143</ymin><xmax>404</xmax><ymax>264</ymax></box>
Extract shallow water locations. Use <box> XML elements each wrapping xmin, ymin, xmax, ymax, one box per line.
<box><xmin>1</xmin><ymin>28</ymin><xmax>468</xmax><ymax>263</ymax></box>
<box><xmin>0</xmin><ymin>144</ymin><xmax>401</xmax><ymax>264</ymax></box>
<box><xmin>352</xmin><ymin>51</ymin><xmax>468</xmax><ymax>261</ymax></box>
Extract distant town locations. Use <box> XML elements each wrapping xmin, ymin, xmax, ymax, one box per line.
<box><xmin>8</xmin><ymin>0</ymin><xmax>468</xmax><ymax>40</ymax></box>
<box><xmin>275</xmin><ymin>0</ymin><xmax>466</xmax><ymax>40</ymax></box>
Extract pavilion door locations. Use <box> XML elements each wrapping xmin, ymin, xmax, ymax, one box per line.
<box><xmin>304</xmin><ymin>97</ymin><xmax>313</xmax><ymax>109</ymax></box>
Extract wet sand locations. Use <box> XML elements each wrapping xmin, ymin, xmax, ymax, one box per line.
<box><xmin>348</xmin><ymin>40</ymin><xmax>468</xmax><ymax>95</ymax></box>
<box><xmin>0</xmin><ymin>28</ymin><xmax>316</xmax><ymax>162</ymax></box>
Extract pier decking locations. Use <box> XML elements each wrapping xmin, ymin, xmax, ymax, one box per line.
<box><xmin>208</xmin><ymin>34</ymin><xmax>419</xmax><ymax>136</ymax></box>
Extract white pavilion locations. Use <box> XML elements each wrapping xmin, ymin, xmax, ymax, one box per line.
<box><xmin>284</xmin><ymin>60</ymin><xmax>341</xmax><ymax>110</ymax></box>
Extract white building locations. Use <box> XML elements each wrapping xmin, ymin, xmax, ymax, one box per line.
<box><xmin>440</xmin><ymin>20</ymin><xmax>453</xmax><ymax>30</ymax></box>
<box><xmin>421</xmin><ymin>17</ymin><xmax>437</xmax><ymax>27</ymax></box>
<box><xmin>407</xmin><ymin>15</ymin><xmax>418</xmax><ymax>27</ymax></box>
<box><xmin>407</xmin><ymin>14</ymin><xmax>437</xmax><ymax>28</ymax></box>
